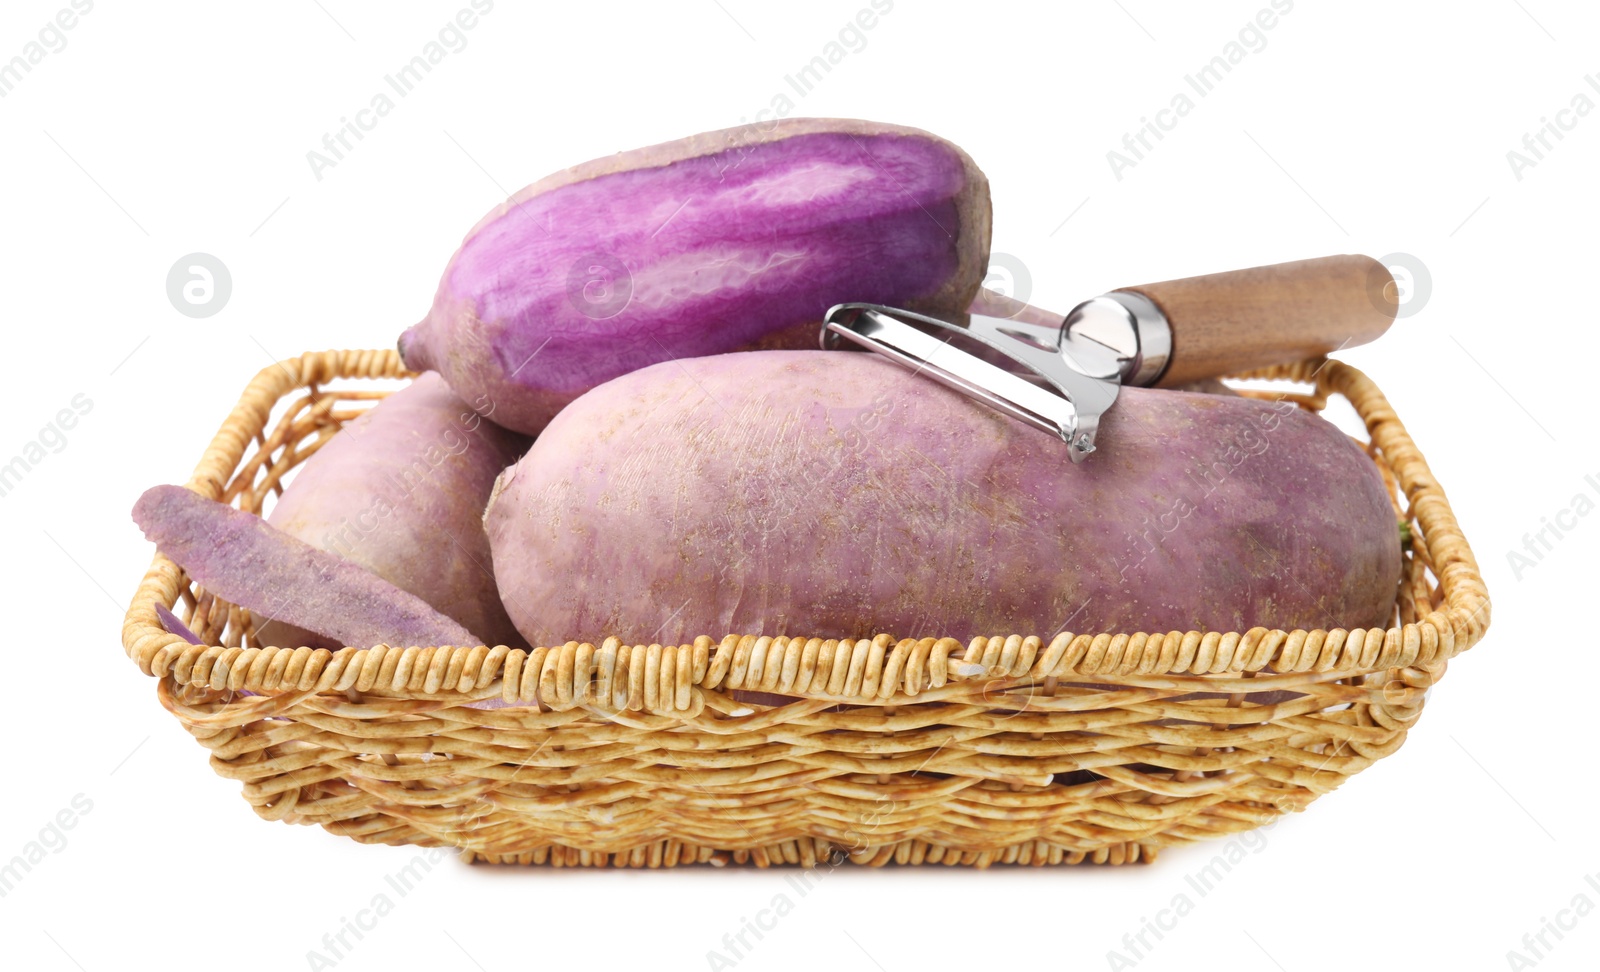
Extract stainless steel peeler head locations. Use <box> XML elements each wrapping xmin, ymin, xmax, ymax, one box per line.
<box><xmin>823</xmin><ymin>256</ymin><xmax>1400</xmax><ymax>461</ymax></box>
<box><xmin>821</xmin><ymin>294</ymin><xmax>1171</xmax><ymax>462</ymax></box>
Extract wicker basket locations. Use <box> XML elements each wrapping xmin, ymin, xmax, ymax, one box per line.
<box><xmin>121</xmin><ymin>349</ymin><xmax>1489</xmax><ymax>868</ymax></box>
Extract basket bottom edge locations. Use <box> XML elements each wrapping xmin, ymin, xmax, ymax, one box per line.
<box><xmin>452</xmin><ymin>836</ymin><xmax>1157</xmax><ymax>868</ymax></box>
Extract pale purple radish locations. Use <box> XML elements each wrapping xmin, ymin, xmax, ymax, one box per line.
<box><xmin>484</xmin><ymin>350</ymin><xmax>1401</xmax><ymax>646</ymax></box>
<box><xmin>399</xmin><ymin>118</ymin><xmax>992</xmax><ymax>435</ymax></box>
<box><xmin>133</xmin><ymin>485</ymin><xmax>480</xmax><ymax>649</ymax></box>
<box><xmin>260</xmin><ymin>372</ymin><xmax>529</xmax><ymax>650</ymax></box>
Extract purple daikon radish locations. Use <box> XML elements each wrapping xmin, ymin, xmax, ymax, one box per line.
<box><xmin>260</xmin><ymin>372</ymin><xmax>529</xmax><ymax>650</ymax></box>
<box><xmin>484</xmin><ymin>350</ymin><xmax>1401</xmax><ymax>647</ymax></box>
<box><xmin>133</xmin><ymin>485</ymin><xmax>480</xmax><ymax>650</ymax></box>
<box><xmin>398</xmin><ymin>117</ymin><xmax>992</xmax><ymax>435</ymax></box>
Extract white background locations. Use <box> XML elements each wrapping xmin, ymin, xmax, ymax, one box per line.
<box><xmin>1</xmin><ymin>1</ymin><xmax>1596</xmax><ymax>970</ymax></box>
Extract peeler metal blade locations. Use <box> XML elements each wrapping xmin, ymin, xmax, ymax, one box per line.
<box><xmin>824</xmin><ymin>256</ymin><xmax>1400</xmax><ymax>462</ymax></box>
<box><xmin>821</xmin><ymin>303</ymin><xmax>1125</xmax><ymax>462</ymax></box>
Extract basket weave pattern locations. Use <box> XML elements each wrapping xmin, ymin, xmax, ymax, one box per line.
<box><xmin>121</xmin><ymin>349</ymin><xmax>1489</xmax><ymax>867</ymax></box>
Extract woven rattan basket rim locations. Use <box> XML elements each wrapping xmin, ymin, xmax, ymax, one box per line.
<box><xmin>121</xmin><ymin>349</ymin><xmax>1490</xmax><ymax>709</ymax></box>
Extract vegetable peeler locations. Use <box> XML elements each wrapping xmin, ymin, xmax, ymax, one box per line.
<box><xmin>822</xmin><ymin>255</ymin><xmax>1398</xmax><ymax>461</ymax></box>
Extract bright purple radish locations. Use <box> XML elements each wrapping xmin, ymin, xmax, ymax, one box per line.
<box><xmin>399</xmin><ymin>118</ymin><xmax>991</xmax><ymax>435</ymax></box>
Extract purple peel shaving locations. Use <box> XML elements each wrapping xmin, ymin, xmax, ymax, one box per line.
<box><xmin>154</xmin><ymin>602</ymin><xmax>202</xmax><ymax>645</ymax></box>
<box><xmin>148</xmin><ymin>521</ymin><xmax>514</xmax><ymax>709</ymax></box>
<box><xmin>133</xmin><ymin>485</ymin><xmax>482</xmax><ymax>651</ymax></box>
<box><xmin>155</xmin><ymin>597</ymin><xmax>261</xmax><ymax>700</ymax></box>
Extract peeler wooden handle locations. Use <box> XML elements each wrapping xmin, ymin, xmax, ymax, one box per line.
<box><xmin>1117</xmin><ymin>254</ymin><xmax>1398</xmax><ymax>387</ymax></box>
